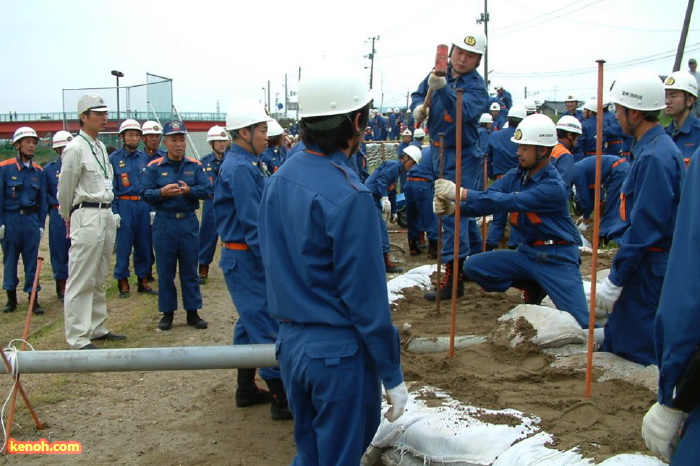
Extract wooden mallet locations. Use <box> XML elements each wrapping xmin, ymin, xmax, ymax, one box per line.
<box><xmin>423</xmin><ymin>44</ymin><xmax>449</xmax><ymax>109</ymax></box>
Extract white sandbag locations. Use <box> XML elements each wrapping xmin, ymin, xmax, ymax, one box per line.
<box><xmin>406</xmin><ymin>335</ymin><xmax>487</xmax><ymax>354</ymax></box>
<box><xmin>552</xmin><ymin>352</ymin><xmax>658</xmax><ymax>392</ymax></box>
<box><xmin>492</xmin><ymin>431</ymin><xmax>592</xmax><ymax>465</ymax></box>
<box><xmin>596</xmin><ymin>453</ymin><xmax>667</xmax><ymax>465</ymax></box>
<box><xmin>387</xmin><ymin>265</ymin><xmax>435</xmax><ymax>304</ymax></box>
<box><xmin>493</xmin><ymin>304</ymin><xmax>587</xmax><ymax>349</ymax></box>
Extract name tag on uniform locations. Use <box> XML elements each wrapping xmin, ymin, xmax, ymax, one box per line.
<box><xmin>105</xmin><ymin>178</ymin><xmax>112</xmax><ymax>190</ymax></box>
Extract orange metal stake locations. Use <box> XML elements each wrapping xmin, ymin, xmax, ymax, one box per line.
<box><xmin>481</xmin><ymin>156</ymin><xmax>488</xmax><ymax>251</ymax></box>
<box><xmin>449</xmin><ymin>89</ymin><xmax>464</xmax><ymax>358</ymax></box>
<box><xmin>436</xmin><ymin>133</ymin><xmax>446</xmax><ymax>315</ymax></box>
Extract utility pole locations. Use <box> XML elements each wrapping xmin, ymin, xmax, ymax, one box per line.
<box><xmin>366</xmin><ymin>36</ymin><xmax>380</xmax><ymax>90</ymax></box>
<box><xmin>267</xmin><ymin>80</ymin><xmax>271</xmax><ymax>115</ymax></box>
<box><xmin>674</xmin><ymin>0</ymin><xmax>695</xmax><ymax>71</ymax></box>
<box><xmin>476</xmin><ymin>0</ymin><xmax>489</xmax><ymax>86</ymax></box>
<box><xmin>285</xmin><ymin>73</ymin><xmax>289</xmax><ymax>118</ymax></box>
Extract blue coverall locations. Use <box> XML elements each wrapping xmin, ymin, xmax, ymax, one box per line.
<box><xmin>485</xmin><ymin>125</ymin><xmax>520</xmax><ymax>249</ymax></box>
<box><xmin>396</xmin><ymin>139</ymin><xmax>422</xmax><ymax>192</ymax></box>
<box><xmin>561</xmin><ymin>109</ymin><xmax>584</xmax><ymax>122</ymax></box>
<box><xmin>498</xmin><ymin>89</ymin><xmax>513</xmax><ymax>110</ymax></box>
<box><xmin>142</xmin><ymin>155</ymin><xmax>211</xmax><ymax>313</ymax></box>
<box><xmin>411</xmin><ymin>63</ymin><xmax>489</xmax><ymax>261</ymax></box>
<box><xmin>0</xmin><ymin>156</ymin><xmax>47</xmax><ymax>293</ymax></box>
<box><xmin>653</xmin><ymin>153</ymin><xmax>700</xmax><ymax>464</ymax></box>
<box><xmin>353</xmin><ymin>143</ymin><xmax>370</xmax><ymax>183</ymax></box>
<box><xmin>572</xmin><ymin>155</ymin><xmax>629</xmax><ymax>241</ymax></box>
<box><xmin>365</xmin><ymin>160</ymin><xmax>401</xmax><ymax>254</ymax></box>
<box><xmin>578</xmin><ymin>114</ymin><xmax>599</xmax><ymax>162</ymax></box>
<box><xmin>198</xmin><ymin>151</ymin><xmax>225</xmax><ymax>268</ymax></box>
<box><xmin>602</xmin><ymin>125</ymin><xmax>685</xmax><ymax>366</ymax></box>
<box><xmin>44</xmin><ymin>157</ymin><xmax>70</xmax><ymax>281</ymax></box>
<box><xmin>260</xmin><ymin>146</ymin><xmax>285</xmax><ymax>173</ymax></box>
<box><xmin>603</xmin><ymin>110</ymin><xmax>624</xmax><ymax>156</ymax></box>
<box><xmin>370</xmin><ymin>115</ymin><xmax>387</xmax><ymax>141</ymax></box>
<box><xmin>549</xmin><ymin>143</ymin><xmax>575</xmax><ymax>188</ymax></box>
<box><xmin>491</xmin><ymin>110</ymin><xmax>508</xmax><ymax>133</ymax></box>
<box><xmin>462</xmin><ymin>163</ymin><xmax>589</xmax><ymax>327</ymax></box>
<box><xmin>404</xmin><ymin>147</ymin><xmax>437</xmax><ymax>243</ymax></box>
<box><xmin>258</xmin><ymin>143</ymin><xmax>404</xmax><ymax>466</ymax></box>
<box><xmin>666</xmin><ymin>114</ymin><xmax>700</xmax><ymax>168</ymax></box>
<box><xmin>213</xmin><ymin>144</ymin><xmax>280</xmax><ymax>381</ymax></box>
<box><xmin>110</xmin><ymin>146</ymin><xmax>153</xmax><ymax>281</ymax></box>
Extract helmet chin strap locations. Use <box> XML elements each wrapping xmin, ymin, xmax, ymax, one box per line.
<box><xmin>241</xmin><ymin>125</ymin><xmax>261</xmax><ymax>156</ymax></box>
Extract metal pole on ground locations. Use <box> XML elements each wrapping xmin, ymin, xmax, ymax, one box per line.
<box><xmin>449</xmin><ymin>89</ymin><xmax>464</xmax><ymax>358</ymax></box>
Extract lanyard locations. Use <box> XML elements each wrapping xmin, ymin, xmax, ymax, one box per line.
<box><xmin>79</xmin><ymin>134</ymin><xmax>109</xmax><ymax>178</ymax></box>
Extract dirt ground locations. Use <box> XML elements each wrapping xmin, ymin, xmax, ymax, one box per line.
<box><xmin>0</xmin><ymin>228</ymin><xmax>659</xmax><ymax>465</ymax></box>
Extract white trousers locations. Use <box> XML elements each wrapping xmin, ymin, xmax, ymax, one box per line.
<box><xmin>64</xmin><ymin>207</ymin><xmax>116</xmax><ymax>349</ymax></box>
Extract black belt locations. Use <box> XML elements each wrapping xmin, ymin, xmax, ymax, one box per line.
<box><xmin>19</xmin><ymin>206</ymin><xmax>39</xmax><ymax>215</ymax></box>
<box><xmin>528</xmin><ymin>240</ymin><xmax>574</xmax><ymax>247</ymax></box>
<box><xmin>71</xmin><ymin>202</ymin><xmax>112</xmax><ymax>214</ymax></box>
<box><xmin>157</xmin><ymin>211</ymin><xmax>195</xmax><ymax>219</ymax></box>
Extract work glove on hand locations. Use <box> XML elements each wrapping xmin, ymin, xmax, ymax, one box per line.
<box><xmin>433</xmin><ymin>195</ymin><xmax>455</xmax><ymax>215</ymax></box>
<box><xmin>428</xmin><ymin>73</ymin><xmax>448</xmax><ymax>91</ymax></box>
<box><xmin>381</xmin><ymin>197</ymin><xmax>391</xmax><ymax>216</ymax></box>
<box><xmin>150</xmin><ymin>212</ymin><xmax>156</xmax><ymax>225</ymax></box>
<box><xmin>435</xmin><ymin>178</ymin><xmax>466</xmax><ymax>201</ymax></box>
<box><xmin>384</xmin><ymin>382</ymin><xmax>408</xmax><ymax>422</ymax></box>
<box><xmin>39</xmin><ymin>228</ymin><xmax>44</xmax><ymax>240</ymax></box>
<box><xmin>390</xmin><ymin>213</ymin><xmax>398</xmax><ymax>224</ymax></box>
<box><xmin>596</xmin><ymin>277</ymin><xmax>623</xmax><ymax>314</ymax></box>
<box><xmin>577</xmin><ymin>220</ymin><xmax>589</xmax><ymax>233</ymax></box>
<box><xmin>113</xmin><ymin>213</ymin><xmax>121</xmax><ymax>229</ymax></box>
<box><xmin>0</xmin><ymin>225</ymin><xmax>4</xmax><ymax>241</ymax></box>
<box><xmin>413</xmin><ymin>105</ymin><xmax>429</xmax><ymax>123</ymax></box>
<box><xmin>642</xmin><ymin>402</ymin><xmax>687</xmax><ymax>461</ymax></box>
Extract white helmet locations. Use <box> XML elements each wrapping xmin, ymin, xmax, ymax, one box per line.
<box><xmin>524</xmin><ymin>98</ymin><xmax>537</xmax><ymax>114</ymax></box>
<box><xmin>52</xmin><ymin>130</ymin><xmax>74</xmax><ymax>149</ymax></box>
<box><xmin>119</xmin><ymin>119</ymin><xmax>142</xmax><ymax>135</ymax></box>
<box><xmin>226</xmin><ymin>100</ymin><xmax>273</xmax><ymax>131</ymax></box>
<box><xmin>664</xmin><ymin>71</ymin><xmax>699</xmax><ymax>98</ymax></box>
<box><xmin>508</xmin><ymin>104</ymin><xmax>527</xmax><ymax>120</ymax></box>
<box><xmin>12</xmin><ymin>127</ymin><xmax>38</xmax><ymax>144</ymax></box>
<box><xmin>267</xmin><ymin>119</ymin><xmax>284</xmax><ymax>137</ymax></box>
<box><xmin>564</xmin><ymin>94</ymin><xmax>579</xmax><ymax>103</ymax></box>
<box><xmin>207</xmin><ymin>125</ymin><xmax>229</xmax><ymax>142</ymax></box>
<box><xmin>609</xmin><ymin>69</ymin><xmax>665</xmax><ymax>111</ymax></box>
<box><xmin>406</xmin><ymin>109</ymin><xmax>412</xmax><ymax>114</ymax></box>
<box><xmin>489</xmin><ymin>102</ymin><xmax>501</xmax><ymax>112</ymax></box>
<box><xmin>583</xmin><ymin>99</ymin><xmax>597</xmax><ymax>113</ymax></box>
<box><xmin>453</xmin><ymin>31</ymin><xmax>487</xmax><ymax>55</ymax></box>
<box><xmin>141</xmin><ymin>121</ymin><xmax>163</xmax><ymax>135</ymax></box>
<box><xmin>394</xmin><ymin>108</ymin><xmax>400</xmax><ymax>113</ymax></box>
<box><xmin>413</xmin><ymin>128</ymin><xmax>426</xmax><ymax>138</ymax></box>
<box><xmin>556</xmin><ymin>115</ymin><xmax>583</xmax><ymax>135</ymax></box>
<box><xmin>298</xmin><ymin>65</ymin><xmax>373</xmax><ymax>119</ymax></box>
<box><xmin>511</xmin><ymin>114</ymin><xmax>557</xmax><ymax>147</ymax></box>
<box><xmin>494</xmin><ymin>84</ymin><xmax>503</xmax><ymax>91</ymax></box>
<box><xmin>402</xmin><ymin>145</ymin><xmax>422</xmax><ymax>164</ymax></box>
<box><xmin>401</xmin><ymin>129</ymin><xmax>412</xmax><ymax>136</ymax></box>
<box><xmin>480</xmin><ymin>113</ymin><xmax>494</xmax><ymax>124</ymax></box>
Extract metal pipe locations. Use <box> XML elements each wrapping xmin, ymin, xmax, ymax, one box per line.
<box><xmin>1</xmin><ymin>344</ymin><xmax>277</xmax><ymax>375</ymax></box>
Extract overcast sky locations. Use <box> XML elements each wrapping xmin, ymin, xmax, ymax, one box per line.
<box><xmin>2</xmin><ymin>0</ymin><xmax>698</xmax><ymax>116</ymax></box>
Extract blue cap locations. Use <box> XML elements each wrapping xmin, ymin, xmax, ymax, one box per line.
<box><xmin>162</xmin><ymin>120</ymin><xmax>187</xmax><ymax>136</ymax></box>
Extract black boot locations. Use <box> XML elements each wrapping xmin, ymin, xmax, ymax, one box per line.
<box><xmin>117</xmin><ymin>278</ymin><xmax>130</xmax><ymax>298</ymax></box>
<box><xmin>418</xmin><ymin>231</ymin><xmax>427</xmax><ymax>249</ymax></box>
<box><xmin>236</xmin><ymin>369</ymin><xmax>272</xmax><ymax>407</ymax></box>
<box><xmin>55</xmin><ymin>279</ymin><xmax>66</xmax><ymax>302</ymax></box>
<box><xmin>264</xmin><ymin>378</ymin><xmax>293</xmax><ymax>421</ymax></box>
<box><xmin>28</xmin><ymin>294</ymin><xmax>43</xmax><ymax>315</ymax></box>
<box><xmin>2</xmin><ymin>290</ymin><xmax>17</xmax><ymax>313</ymax></box>
<box><xmin>427</xmin><ymin>240</ymin><xmax>438</xmax><ymax>259</ymax></box>
<box><xmin>186</xmin><ymin>310</ymin><xmax>208</xmax><ymax>329</ymax></box>
<box><xmin>512</xmin><ymin>280</ymin><xmax>547</xmax><ymax>305</ymax></box>
<box><xmin>198</xmin><ymin>264</ymin><xmax>209</xmax><ymax>285</ymax></box>
<box><xmin>158</xmin><ymin>312</ymin><xmax>174</xmax><ymax>331</ymax></box>
<box><xmin>384</xmin><ymin>253</ymin><xmax>403</xmax><ymax>274</ymax></box>
<box><xmin>408</xmin><ymin>239</ymin><xmax>421</xmax><ymax>256</ymax></box>
<box><xmin>137</xmin><ymin>277</ymin><xmax>158</xmax><ymax>296</ymax></box>
<box><xmin>424</xmin><ymin>259</ymin><xmax>465</xmax><ymax>301</ymax></box>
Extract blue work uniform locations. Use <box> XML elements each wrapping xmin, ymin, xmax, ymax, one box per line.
<box><xmin>142</xmin><ymin>155</ymin><xmax>211</xmax><ymax>313</ymax></box>
<box><xmin>477</xmin><ymin>126</ymin><xmax>490</xmax><ymax>155</ymax></box>
<box><xmin>485</xmin><ymin>126</ymin><xmax>520</xmax><ymax>249</ymax></box>
<box><xmin>603</xmin><ymin>125</ymin><xmax>685</xmax><ymax>366</ymax></box>
<box><xmin>258</xmin><ymin>143</ymin><xmax>404</xmax><ymax>466</ymax></box>
<box><xmin>396</xmin><ymin>140</ymin><xmax>422</xmax><ymax>192</ymax></box>
<box><xmin>498</xmin><ymin>89</ymin><xmax>513</xmax><ymax>110</ymax></box>
<box><xmin>561</xmin><ymin>109</ymin><xmax>584</xmax><ymax>123</ymax></box>
<box><xmin>365</xmin><ymin>160</ymin><xmax>401</xmax><ymax>254</ymax></box>
<box><xmin>353</xmin><ymin>143</ymin><xmax>370</xmax><ymax>183</ymax></box>
<box><xmin>370</xmin><ymin>115</ymin><xmax>387</xmax><ymax>141</ymax></box>
<box><xmin>198</xmin><ymin>151</ymin><xmax>225</xmax><ymax>268</ymax></box>
<box><xmin>404</xmin><ymin>147</ymin><xmax>437</xmax><ymax>242</ymax></box>
<box><xmin>462</xmin><ymin>163</ymin><xmax>589</xmax><ymax>327</ymax></box>
<box><xmin>44</xmin><ymin>157</ymin><xmax>70</xmax><ymax>281</ymax></box>
<box><xmin>411</xmin><ymin>63</ymin><xmax>489</xmax><ymax>262</ymax></box>
<box><xmin>578</xmin><ymin>114</ymin><xmax>599</xmax><ymax>161</ymax></box>
<box><xmin>573</xmin><ymin>155</ymin><xmax>629</xmax><ymax>241</ymax></box>
<box><xmin>0</xmin><ymin>156</ymin><xmax>47</xmax><ymax>294</ymax></box>
<box><xmin>491</xmin><ymin>111</ymin><xmax>508</xmax><ymax>132</ymax></box>
<box><xmin>213</xmin><ymin>144</ymin><xmax>280</xmax><ymax>381</ymax></box>
<box><xmin>549</xmin><ymin>143</ymin><xmax>575</xmax><ymax>188</ymax></box>
<box><xmin>603</xmin><ymin>110</ymin><xmax>624</xmax><ymax>156</ymax></box>
<box><xmin>110</xmin><ymin>146</ymin><xmax>152</xmax><ymax>281</ymax></box>
<box><xmin>653</xmin><ymin>151</ymin><xmax>700</xmax><ymax>464</ymax></box>
<box><xmin>666</xmin><ymin>114</ymin><xmax>700</xmax><ymax>168</ymax></box>
<box><xmin>146</xmin><ymin>148</ymin><xmax>167</xmax><ymax>162</ymax></box>
<box><xmin>260</xmin><ymin>146</ymin><xmax>285</xmax><ymax>173</ymax></box>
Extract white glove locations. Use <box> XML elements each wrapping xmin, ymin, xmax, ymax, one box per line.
<box><xmin>0</xmin><ymin>225</ymin><xmax>4</xmax><ymax>241</ymax></box>
<box><xmin>150</xmin><ymin>212</ymin><xmax>156</xmax><ymax>225</ymax></box>
<box><xmin>39</xmin><ymin>228</ymin><xmax>44</xmax><ymax>240</ymax></box>
<box><xmin>433</xmin><ymin>195</ymin><xmax>455</xmax><ymax>215</ymax></box>
<box><xmin>642</xmin><ymin>402</ymin><xmax>687</xmax><ymax>461</ymax></box>
<box><xmin>113</xmin><ymin>213</ymin><xmax>121</xmax><ymax>229</ymax></box>
<box><xmin>577</xmin><ymin>220</ymin><xmax>589</xmax><ymax>233</ymax></box>
<box><xmin>596</xmin><ymin>277</ymin><xmax>623</xmax><ymax>314</ymax></box>
<box><xmin>390</xmin><ymin>213</ymin><xmax>398</xmax><ymax>224</ymax></box>
<box><xmin>435</xmin><ymin>178</ymin><xmax>466</xmax><ymax>201</ymax></box>
<box><xmin>428</xmin><ymin>73</ymin><xmax>447</xmax><ymax>91</ymax></box>
<box><xmin>413</xmin><ymin>105</ymin><xmax>429</xmax><ymax>123</ymax></box>
<box><xmin>384</xmin><ymin>382</ymin><xmax>408</xmax><ymax>422</ymax></box>
<box><xmin>381</xmin><ymin>197</ymin><xmax>391</xmax><ymax>216</ymax></box>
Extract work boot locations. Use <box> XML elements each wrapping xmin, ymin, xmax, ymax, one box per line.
<box><xmin>146</xmin><ymin>271</ymin><xmax>155</xmax><ymax>283</ymax></box>
<box><xmin>117</xmin><ymin>278</ymin><xmax>130</xmax><ymax>298</ymax></box>
<box><xmin>427</xmin><ymin>239</ymin><xmax>438</xmax><ymax>259</ymax></box>
<box><xmin>418</xmin><ymin>231</ymin><xmax>427</xmax><ymax>249</ymax></box>
<box><xmin>512</xmin><ymin>280</ymin><xmax>548</xmax><ymax>305</ymax></box>
<box><xmin>424</xmin><ymin>259</ymin><xmax>465</xmax><ymax>301</ymax></box>
<box><xmin>408</xmin><ymin>238</ymin><xmax>421</xmax><ymax>256</ymax></box>
<box><xmin>235</xmin><ymin>368</ymin><xmax>272</xmax><ymax>407</ymax></box>
<box><xmin>384</xmin><ymin>253</ymin><xmax>403</xmax><ymax>274</ymax></box>
<box><xmin>186</xmin><ymin>310</ymin><xmax>208</xmax><ymax>329</ymax></box>
<box><xmin>2</xmin><ymin>290</ymin><xmax>18</xmax><ymax>313</ymax></box>
<box><xmin>137</xmin><ymin>277</ymin><xmax>158</xmax><ymax>296</ymax></box>
<box><xmin>264</xmin><ymin>378</ymin><xmax>293</xmax><ymax>421</ymax></box>
<box><xmin>158</xmin><ymin>312</ymin><xmax>174</xmax><ymax>331</ymax></box>
<box><xmin>198</xmin><ymin>264</ymin><xmax>209</xmax><ymax>285</ymax></box>
<box><xmin>28</xmin><ymin>294</ymin><xmax>43</xmax><ymax>315</ymax></box>
<box><xmin>55</xmin><ymin>279</ymin><xmax>66</xmax><ymax>302</ymax></box>
<box><xmin>485</xmin><ymin>243</ymin><xmax>496</xmax><ymax>252</ymax></box>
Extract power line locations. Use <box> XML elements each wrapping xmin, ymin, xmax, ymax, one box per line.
<box><xmin>493</xmin><ymin>0</ymin><xmax>604</xmax><ymax>36</ymax></box>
